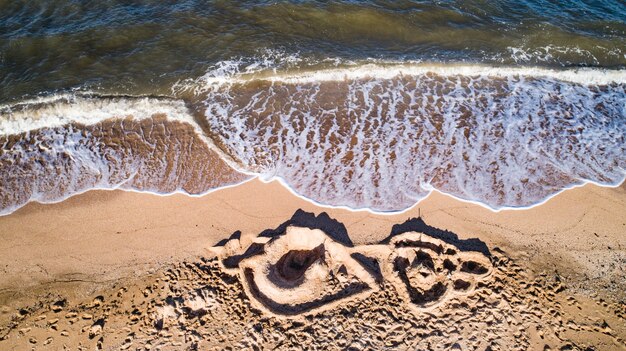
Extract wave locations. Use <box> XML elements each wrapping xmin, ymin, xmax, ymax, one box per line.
<box><xmin>0</xmin><ymin>95</ymin><xmax>249</xmax><ymax>215</ymax></box>
<box><xmin>1</xmin><ymin>62</ymin><xmax>625</xmax><ymax>214</ymax></box>
<box><xmin>172</xmin><ymin>58</ymin><xmax>626</xmax><ymax>91</ymax></box>
<box><xmin>187</xmin><ymin>62</ymin><xmax>626</xmax><ymax>211</ymax></box>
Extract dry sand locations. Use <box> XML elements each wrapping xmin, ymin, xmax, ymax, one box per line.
<box><xmin>0</xmin><ymin>179</ymin><xmax>624</xmax><ymax>350</ymax></box>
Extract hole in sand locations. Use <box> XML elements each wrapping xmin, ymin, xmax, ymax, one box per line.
<box><xmin>453</xmin><ymin>279</ymin><xmax>471</xmax><ymax>291</ymax></box>
<box><xmin>460</xmin><ymin>260</ymin><xmax>488</xmax><ymax>275</ymax></box>
<box><xmin>413</xmin><ymin>250</ymin><xmax>435</xmax><ymax>271</ymax></box>
<box><xmin>443</xmin><ymin>259</ymin><xmax>457</xmax><ymax>271</ymax></box>
<box><xmin>408</xmin><ymin>282</ymin><xmax>447</xmax><ymax>305</ymax></box>
<box><xmin>393</xmin><ymin>255</ymin><xmax>448</xmax><ymax>306</ymax></box>
<box><xmin>275</xmin><ymin>244</ymin><xmax>325</xmax><ymax>282</ymax></box>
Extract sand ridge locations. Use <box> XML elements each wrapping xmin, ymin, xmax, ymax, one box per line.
<box><xmin>214</xmin><ymin>226</ymin><xmax>380</xmax><ymax>317</ymax></box>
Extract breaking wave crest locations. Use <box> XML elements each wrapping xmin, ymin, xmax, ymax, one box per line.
<box><xmin>1</xmin><ymin>62</ymin><xmax>625</xmax><ymax>214</ymax></box>
<box><xmin>188</xmin><ymin>62</ymin><xmax>626</xmax><ymax>211</ymax></box>
<box><xmin>0</xmin><ymin>95</ymin><xmax>249</xmax><ymax>215</ymax></box>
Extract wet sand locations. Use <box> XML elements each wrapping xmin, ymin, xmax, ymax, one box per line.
<box><xmin>0</xmin><ymin>179</ymin><xmax>625</xmax><ymax>350</ymax></box>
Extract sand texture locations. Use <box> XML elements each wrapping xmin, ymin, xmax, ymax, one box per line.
<box><xmin>0</xmin><ymin>180</ymin><xmax>625</xmax><ymax>350</ymax></box>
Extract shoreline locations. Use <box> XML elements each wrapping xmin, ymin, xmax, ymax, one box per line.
<box><xmin>5</xmin><ymin>173</ymin><xmax>625</xmax><ymax>218</ymax></box>
<box><xmin>1</xmin><ymin>178</ymin><xmax>624</xmax><ymax>292</ymax></box>
<box><xmin>0</xmin><ymin>177</ymin><xmax>625</xmax><ymax>349</ymax></box>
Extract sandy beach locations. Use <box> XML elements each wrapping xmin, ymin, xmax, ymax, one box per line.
<box><xmin>2</xmin><ymin>2</ymin><xmax>625</xmax><ymax>350</ymax></box>
<box><xmin>0</xmin><ymin>180</ymin><xmax>624</xmax><ymax>350</ymax></box>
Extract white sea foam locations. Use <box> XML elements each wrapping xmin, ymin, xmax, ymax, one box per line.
<box><xmin>505</xmin><ymin>45</ymin><xmax>625</xmax><ymax>66</ymax></box>
<box><xmin>179</xmin><ymin>61</ymin><xmax>626</xmax><ymax>91</ymax></box>
<box><xmin>0</xmin><ymin>94</ymin><xmax>195</xmax><ymax>135</ymax></box>
<box><xmin>1</xmin><ymin>62</ymin><xmax>625</xmax><ymax>215</ymax></box>
<box><xmin>192</xmin><ymin>63</ymin><xmax>626</xmax><ymax>211</ymax></box>
<box><xmin>264</xmin><ymin>64</ymin><xmax>626</xmax><ymax>85</ymax></box>
<box><xmin>0</xmin><ymin>94</ymin><xmax>249</xmax><ymax>216</ymax></box>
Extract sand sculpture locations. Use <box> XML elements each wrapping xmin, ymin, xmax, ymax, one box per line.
<box><xmin>213</xmin><ymin>226</ymin><xmax>492</xmax><ymax>317</ymax></box>
<box><xmin>4</xmin><ymin>218</ymin><xmax>623</xmax><ymax>350</ymax></box>
<box><xmin>383</xmin><ymin>233</ymin><xmax>492</xmax><ymax>311</ymax></box>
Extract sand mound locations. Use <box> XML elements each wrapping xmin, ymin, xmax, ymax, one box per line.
<box><xmin>385</xmin><ymin>232</ymin><xmax>492</xmax><ymax>311</ymax></box>
<box><xmin>214</xmin><ymin>226</ymin><xmax>493</xmax><ymax>317</ymax></box>
<box><xmin>2</xmin><ymin>217</ymin><xmax>625</xmax><ymax>350</ymax></box>
<box><xmin>214</xmin><ymin>227</ymin><xmax>379</xmax><ymax>316</ymax></box>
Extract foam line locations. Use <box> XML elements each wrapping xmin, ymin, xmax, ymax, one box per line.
<box><xmin>1</xmin><ymin>61</ymin><xmax>625</xmax><ymax>216</ymax></box>
<box><xmin>193</xmin><ymin>62</ymin><xmax>626</xmax><ymax>87</ymax></box>
<box><xmin>0</xmin><ymin>94</ymin><xmax>194</xmax><ymax>136</ymax></box>
<box><xmin>257</xmin><ymin>174</ymin><xmax>626</xmax><ymax>215</ymax></box>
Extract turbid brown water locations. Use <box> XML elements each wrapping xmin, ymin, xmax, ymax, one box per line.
<box><xmin>2</xmin><ymin>0</ymin><xmax>625</xmax><ymax>103</ymax></box>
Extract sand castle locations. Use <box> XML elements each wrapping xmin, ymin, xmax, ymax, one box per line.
<box><xmin>383</xmin><ymin>232</ymin><xmax>492</xmax><ymax>312</ymax></box>
<box><xmin>3</xmin><ymin>213</ymin><xmax>624</xmax><ymax>350</ymax></box>
<box><xmin>213</xmin><ymin>225</ymin><xmax>493</xmax><ymax>317</ymax></box>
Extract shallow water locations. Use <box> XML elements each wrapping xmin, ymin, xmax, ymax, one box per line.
<box><xmin>0</xmin><ymin>1</ymin><xmax>625</xmax><ymax>214</ymax></box>
<box><xmin>2</xmin><ymin>0</ymin><xmax>625</xmax><ymax>103</ymax></box>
